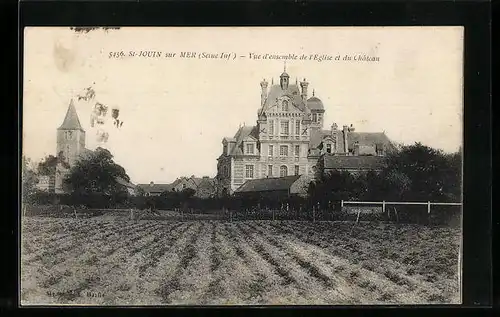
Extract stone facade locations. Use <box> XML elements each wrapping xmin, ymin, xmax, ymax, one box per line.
<box><xmin>216</xmin><ymin>66</ymin><xmax>394</xmax><ymax>195</ymax></box>
<box><xmin>55</xmin><ymin>100</ymin><xmax>87</xmax><ymax>194</ymax></box>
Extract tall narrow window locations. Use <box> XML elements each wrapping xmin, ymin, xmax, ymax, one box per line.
<box><xmin>245</xmin><ymin>165</ymin><xmax>254</xmax><ymax>178</ymax></box>
<box><xmin>268</xmin><ymin>165</ymin><xmax>273</xmax><ymax>176</ymax></box>
<box><xmin>280</xmin><ymin>145</ymin><xmax>288</xmax><ymax>156</ymax></box>
<box><xmin>268</xmin><ymin>145</ymin><xmax>274</xmax><ymax>157</ymax></box>
<box><xmin>294</xmin><ymin>165</ymin><xmax>300</xmax><ymax>175</ymax></box>
<box><xmin>223</xmin><ymin>144</ymin><xmax>228</xmax><ymax>154</ymax></box>
<box><xmin>294</xmin><ymin>145</ymin><xmax>300</xmax><ymax>157</ymax></box>
<box><xmin>246</xmin><ymin>143</ymin><xmax>254</xmax><ymax>154</ymax></box>
<box><xmin>312</xmin><ymin>113</ymin><xmax>318</xmax><ymax>122</ymax></box>
<box><xmin>269</xmin><ymin>120</ymin><xmax>274</xmax><ymax>135</ymax></box>
<box><xmin>295</xmin><ymin>120</ymin><xmax>300</xmax><ymax>135</ymax></box>
<box><xmin>326</xmin><ymin>144</ymin><xmax>332</xmax><ymax>153</ymax></box>
<box><xmin>280</xmin><ymin>165</ymin><xmax>288</xmax><ymax>177</ymax></box>
<box><xmin>280</xmin><ymin>121</ymin><xmax>289</xmax><ymax>135</ymax></box>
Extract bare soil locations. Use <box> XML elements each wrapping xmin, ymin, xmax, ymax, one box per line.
<box><xmin>20</xmin><ymin>217</ymin><xmax>461</xmax><ymax>305</ymax></box>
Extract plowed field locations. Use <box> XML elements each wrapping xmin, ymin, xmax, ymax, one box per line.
<box><xmin>21</xmin><ymin>218</ymin><xmax>461</xmax><ymax>305</ymax></box>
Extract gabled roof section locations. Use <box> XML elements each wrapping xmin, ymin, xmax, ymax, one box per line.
<box><xmin>322</xmin><ymin>155</ymin><xmax>386</xmax><ymax>171</ymax></box>
<box><xmin>229</xmin><ymin>125</ymin><xmax>259</xmax><ymax>156</ymax></box>
<box><xmin>58</xmin><ymin>99</ymin><xmax>84</xmax><ymax>131</ymax></box>
<box><xmin>235</xmin><ymin>175</ymin><xmax>301</xmax><ymax>193</ymax></box>
<box><xmin>263</xmin><ymin>84</ymin><xmax>307</xmax><ymax>113</ymax></box>
<box><xmin>309</xmin><ymin>129</ymin><xmax>346</xmax><ymax>153</ymax></box>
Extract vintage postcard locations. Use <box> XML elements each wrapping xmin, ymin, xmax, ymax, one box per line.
<box><xmin>21</xmin><ymin>27</ymin><xmax>463</xmax><ymax>306</ymax></box>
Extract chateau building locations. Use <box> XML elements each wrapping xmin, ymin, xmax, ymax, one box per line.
<box><xmin>216</xmin><ymin>66</ymin><xmax>394</xmax><ymax>195</ymax></box>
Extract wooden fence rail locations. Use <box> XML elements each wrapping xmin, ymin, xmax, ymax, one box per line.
<box><xmin>341</xmin><ymin>200</ymin><xmax>462</xmax><ymax>224</ymax></box>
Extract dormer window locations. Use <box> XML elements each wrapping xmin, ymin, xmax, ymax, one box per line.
<box><xmin>312</xmin><ymin>113</ymin><xmax>318</xmax><ymax>122</ymax></box>
<box><xmin>326</xmin><ymin>143</ymin><xmax>332</xmax><ymax>154</ymax></box>
<box><xmin>282</xmin><ymin>100</ymin><xmax>289</xmax><ymax>111</ymax></box>
<box><xmin>65</xmin><ymin>131</ymin><xmax>73</xmax><ymax>140</ymax></box>
<box><xmin>246</xmin><ymin>143</ymin><xmax>255</xmax><ymax>154</ymax></box>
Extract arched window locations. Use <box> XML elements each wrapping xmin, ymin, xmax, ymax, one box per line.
<box><xmin>280</xmin><ymin>165</ymin><xmax>288</xmax><ymax>177</ymax></box>
<box><xmin>281</xmin><ymin>100</ymin><xmax>289</xmax><ymax>112</ymax></box>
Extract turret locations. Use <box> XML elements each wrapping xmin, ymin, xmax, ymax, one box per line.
<box><xmin>280</xmin><ymin>63</ymin><xmax>290</xmax><ymax>90</ymax></box>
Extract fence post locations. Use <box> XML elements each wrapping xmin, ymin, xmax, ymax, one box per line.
<box><xmin>382</xmin><ymin>200</ymin><xmax>386</xmax><ymax>216</ymax></box>
<box><xmin>312</xmin><ymin>206</ymin><xmax>315</xmax><ymax>223</ymax></box>
<box><xmin>272</xmin><ymin>208</ymin><xmax>275</xmax><ymax>221</ymax></box>
<box><xmin>427</xmin><ymin>201</ymin><xmax>431</xmax><ymax>225</ymax></box>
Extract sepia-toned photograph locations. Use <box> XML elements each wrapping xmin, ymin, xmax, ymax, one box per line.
<box><xmin>21</xmin><ymin>27</ymin><xmax>463</xmax><ymax>306</ymax></box>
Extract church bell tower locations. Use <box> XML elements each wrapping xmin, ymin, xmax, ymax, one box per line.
<box><xmin>56</xmin><ymin>99</ymin><xmax>86</xmax><ymax>167</ymax></box>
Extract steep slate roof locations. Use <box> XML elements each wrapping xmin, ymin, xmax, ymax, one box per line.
<box><xmin>263</xmin><ymin>84</ymin><xmax>307</xmax><ymax>113</ymax></box>
<box><xmin>309</xmin><ymin>129</ymin><xmax>346</xmax><ymax>152</ymax></box>
<box><xmin>58</xmin><ymin>99</ymin><xmax>84</xmax><ymax>131</ymax></box>
<box><xmin>322</xmin><ymin>155</ymin><xmax>386</xmax><ymax>171</ymax></box>
<box><xmin>235</xmin><ymin>175</ymin><xmax>301</xmax><ymax>193</ymax></box>
<box><xmin>229</xmin><ymin>125</ymin><xmax>259</xmax><ymax>156</ymax></box>
<box><xmin>309</xmin><ymin>129</ymin><xmax>393</xmax><ymax>153</ymax></box>
<box><xmin>137</xmin><ymin>183</ymin><xmax>174</xmax><ymax>193</ymax></box>
<box><xmin>347</xmin><ymin>132</ymin><xmax>394</xmax><ymax>151</ymax></box>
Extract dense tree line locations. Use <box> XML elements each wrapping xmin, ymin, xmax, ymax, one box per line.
<box><xmin>24</xmin><ymin>142</ymin><xmax>461</xmax><ymax>221</ymax></box>
<box><xmin>309</xmin><ymin>142</ymin><xmax>461</xmax><ymax>206</ymax></box>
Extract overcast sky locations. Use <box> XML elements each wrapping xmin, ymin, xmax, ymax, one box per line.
<box><xmin>23</xmin><ymin>27</ymin><xmax>463</xmax><ymax>184</ymax></box>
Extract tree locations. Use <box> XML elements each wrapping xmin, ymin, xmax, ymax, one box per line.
<box><xmin>180</xmin><ymin>188</ymin><xmax>196</xmax><ymax>200</ymax></box>
<box><xmin>308</xmin><ymin>170</ymin><xmax>362</xmax><ymax>208</ymax></box>
<box><xmin>22</xmin><ymin>156</ymin><xmax>38</xmax><ymax>203</ymax></box>
<box><xmin>64</xmin><ymin>147</ymin><xmax>130</xmax><ymax>196</ymax></box>
<box><xmin>37</xmin><ymin>155</ymin><xmax>58</xmax><ymax>176</ymax></box>
<box><xmin>378</xmin><ymin>142</ymin><xmax>461</xmax><ymax>201</ymax></box>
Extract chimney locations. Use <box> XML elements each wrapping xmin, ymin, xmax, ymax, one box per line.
<box><xmin>150</xmin><ymin>181</ymin><xmax>154</xmax><ymax>187</ymax></box>
<box><xmin>300</xmin><ymin>78</ymin><xmax>309</xmax><ymax>101</ymax></box>
<box><xmin>260</xmin><ymin>79</ymin><xmax>268</xmax><ymax>106</ymax></box>
<box><xmin>353</xmin><ymin>142</ymin><xmax>360</xmax><ymax>156</ymax></box>
<box><xmin>331</xmin><ymin>123</ymin><xmax>338</xmax><ymax>135</ymax></box>
<box><xmin>343</xmin><ymin>125</ymin><xmax>349</xmax><ymax>155</ymax></box>
<box><xmin>349</xmin><ymin>124</ymin><xmax>355</xmax><ymax>132</ymax></box>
